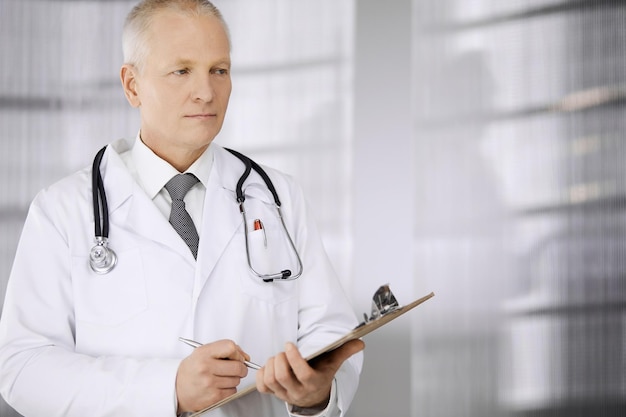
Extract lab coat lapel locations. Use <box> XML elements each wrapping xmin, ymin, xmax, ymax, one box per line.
<box><xmin>125</xmin><ymin>186</ymin><xmax>196</xmax><ymax>261</ymax></box>
<box><xmin>194</xmin><ymin>146</ymin><xmax>246</xmax><ymax>295</ymax></box>
<box><xmin>102</xmin><ymin>143</ymin><xmax>196</xmax><ymax>262</ymax></box>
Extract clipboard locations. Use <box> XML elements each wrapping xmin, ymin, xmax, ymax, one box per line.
<box><xmin>190</xmin><ymin>287</ymin><xmax>434</xmax><ymax>416</ymax></box>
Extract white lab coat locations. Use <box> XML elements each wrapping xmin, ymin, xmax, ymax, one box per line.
<box><xmin>0</xmin><ymin>138</ymin><xmax>362</xmax><ymax>417</ymax></box>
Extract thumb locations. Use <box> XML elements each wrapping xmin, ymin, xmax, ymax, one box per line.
<box><xmin>334</xmin><ymin>339</ymin><xmax>365</xmax><ymax>360</ymax></box>
<box><xmin>314</xmin><ymin>339</ymin><xmax>365</xmax><ymax>370</ymax></box>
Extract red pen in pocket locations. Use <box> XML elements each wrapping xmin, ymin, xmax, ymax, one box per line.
<box><xmin>253</xmin><ymin>219</ymin><xmax>267</xmax><ymax>247</ymax></box>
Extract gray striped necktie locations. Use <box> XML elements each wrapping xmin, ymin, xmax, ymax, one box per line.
<box><xmin>164</xmin><ymin>173</ymin><xmax>200</xmax><ymax>259</ymax></box>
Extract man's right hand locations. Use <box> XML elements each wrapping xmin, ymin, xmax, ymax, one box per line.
<box><xmin>175</xmin><ymin>339</ymin><xmax>250</xmax><ymax>413</ymax></box>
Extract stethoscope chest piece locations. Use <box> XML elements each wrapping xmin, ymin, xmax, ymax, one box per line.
<box><xmin>90</xmin><ymin>145</ymin><xmax>117</xmax><ymax>274</ymax></box>
<box><xmin>89</xmin><ymin>237</ymin><xmax>117</xmax><ymax>274</ymax></box>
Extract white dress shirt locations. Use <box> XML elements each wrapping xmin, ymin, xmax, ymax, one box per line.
<box><xmin>118</xmin><ymin>134</ymin><xmax>213</xmax><ymax>236</ymax></box>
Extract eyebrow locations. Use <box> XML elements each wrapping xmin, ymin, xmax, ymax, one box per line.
<box><xmin>172</xmin><ymin>59</ymin><xmax>194</xmax><ymax>67</ymax></box>
<box><xmin>172</xmin><ymin>58</ymin><xmax>231</xmax><ymax>67</ymax></box>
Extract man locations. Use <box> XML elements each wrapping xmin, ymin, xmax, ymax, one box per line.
<box><xmin>0</xmin><ymin>1</ymin><xmax>363</xmax><ymax>416</ymax></box>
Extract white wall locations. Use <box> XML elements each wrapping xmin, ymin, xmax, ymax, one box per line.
<box><xmin>349</xmin><ymin>1</ymin><xmax>415</xmax><ymax>416</ymax></box>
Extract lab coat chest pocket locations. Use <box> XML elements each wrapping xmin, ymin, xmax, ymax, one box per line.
<box><xmin>237</xmin><ymin>197</ymin><xmax>299</xmax><ymax>304</ymax></box>
<box><xmin>72</xmin><ymin>247</ymin><xmax>148</xmax><ymax>327</ymax></box>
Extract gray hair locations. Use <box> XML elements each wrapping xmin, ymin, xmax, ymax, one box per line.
<box><xmin>122</xmin><ymin>0</ymin><xmax>230</xmax><ymax>71</ymax></box>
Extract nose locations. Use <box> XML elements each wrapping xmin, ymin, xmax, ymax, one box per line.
<box><xmin>192</xmin><ymin>73</ymin><xmax>214</xmax><ymax>103</ymax></box>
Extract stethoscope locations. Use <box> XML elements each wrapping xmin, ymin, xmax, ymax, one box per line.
<box><xmin>89</xmin><ymin>145</ymin><xmax>303</xmax><ymax>282</ymax></box>
<box><xmin>89</xmin><ymin>146</ymin><xmax>117</xmax><ymax>274</ymax></box>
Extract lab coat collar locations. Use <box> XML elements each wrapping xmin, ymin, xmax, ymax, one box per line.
<box><xmin>211</xmin><ymin>144</ymin><xmax>276</xmax><ymax>204</ymax></box>
<box><xmin>101</xmin><ymin>138</ymin><xmax>197</xmax><ymax>262</ymax></box>
<box><xmin>100</xmin><ymin>138</ymin><xmax>134</xmax><ymax>213</ymax></box>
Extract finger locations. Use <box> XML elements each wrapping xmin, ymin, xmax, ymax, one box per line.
<box><xmin>176</xmin><ymin>357</ymin><xmax>241</xmax><ymax>413</ymax></box>
<box><xmin>310</xmin><ymin>339</ymin><xmax>365</xmax><ymax>371</ymax></box>
<box><xmin>217</xmin><ymin>375</ymin><xmax>247</xmax><ymax>389</ymax></box>
<box><xmin>217</xmin><ymin>340</ymin><xmax>245</xmax><ymax>360</ymax></box>
<box><xmin>210</xmin><ymin>358</ymin><xmax>249</xmax><ymax>378</ymax></box>
<box><xmin>263</xmin><ymin>354</ymin><xmax>290</xmax><ymax>399</ymax></box>
<box><xmin>199</xmin><ymin>339</ymin><xmax>248</xmax><ymax>362</ymax></box>
<box><xmin>283</xmin><ymin>342</ymin><xmax>312</xmax><ymax>382</ymax></box>
<box><xmin>330</xmin><ymin>339</ymin><xmax>365</xmax><ymax>362</ymax></box>
<box><xmin>274</xmin><ymin>350</ymin><xmax>299</xmax><ymax>388</ymax></box>
<box><xmin>255</xmin><ymin>365</ymin><xmax>268</xmax><ymax>393</ymax></box>
<box><xmin>212</xmin><ymin>387</ymin><xmax>238</xmax><ymax>403</ymax></box>
<box><xmin>238</xmin><ymin>344</ymin><xmax>251</xmax><ymax>362</ymax></box>
<box><xmin>256</xmin><ymin>357</ymin><xmax>274</xmax><ymax>394</ymax></box>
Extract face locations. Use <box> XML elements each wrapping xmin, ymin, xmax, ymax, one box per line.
<box><xmin>121</xmin><ymin>10</ymin><xmax>232</xmax><ymax>168</ymax></box>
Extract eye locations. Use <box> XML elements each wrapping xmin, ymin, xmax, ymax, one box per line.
<box><xmin>213</xmin><ymin>68</ymin><xmax>229</xmax><ymax>76</ymax></box>
<box><xmin>173</xmin><ymin>68</ymin><xmax>190</xmax><ymax>76</ymax></box>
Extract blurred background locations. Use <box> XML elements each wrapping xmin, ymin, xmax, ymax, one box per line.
<box><xmin>1</xmin><ymin>0</ymin><xmax>625</xmax><ymax>416</ymax></box>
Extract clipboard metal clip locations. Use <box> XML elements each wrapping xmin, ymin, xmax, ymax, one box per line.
<box><xmin>359</xmin><ymin>284</ymin><xmax>400</xmax><ymax>326</ymax></box>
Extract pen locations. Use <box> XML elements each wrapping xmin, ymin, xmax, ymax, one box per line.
<box><xmin>253</xmin><ymin>218</ymin><xmax>267</xmax><ymax>247</ymax></box>
<box><xmin>178</xmin><ymin>337</ymin><xmax>262</xmax><ymax>370</ymax></box>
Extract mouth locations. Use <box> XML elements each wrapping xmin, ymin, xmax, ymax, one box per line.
<box><xmin>185</xmin><ymin>113</ymin><xmax>217</xmax><ymax>119</ymax></box>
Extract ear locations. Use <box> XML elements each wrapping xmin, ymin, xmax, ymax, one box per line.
<box><xmin>120</xmin><ymin>64</ymin><xmax>141</xmax><ymax>108</ymax></box>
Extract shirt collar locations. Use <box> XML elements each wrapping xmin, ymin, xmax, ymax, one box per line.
<box><xmin>132</xmin><ymin>133</ymin><xmax>214</xmax><ymax>199</ymax></box>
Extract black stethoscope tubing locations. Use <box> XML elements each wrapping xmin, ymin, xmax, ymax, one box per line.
<box><xmin>225</xmin><ymin>147</ymin><xmax>281</xmax><ymax>206</ymax></box>
<box><xmin>89</xmin><ymin>145</ymin><xmax>117</xmax><ymax>274</ymax></box>
<box><xmin>92</xmin><ymin>146</ymin><xmax>109</xmax><ymax>239</ymax></box>
<box><xmin>225</xmin><ymin>148</ymin><xmax>303</xmax><ymax>282</ymax></box>
<box><xmin>89</xmin><ymin>145</ymin><xmax>303</xmax><ymax>281</ymax></box>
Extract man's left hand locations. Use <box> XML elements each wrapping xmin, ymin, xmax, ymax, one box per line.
<box><xmin>255</xmin><ymin>339</ymin><xmax>365</xmax><ymax>408</ymax></box>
